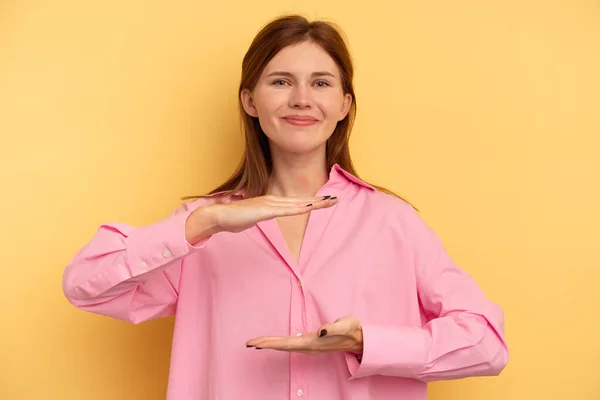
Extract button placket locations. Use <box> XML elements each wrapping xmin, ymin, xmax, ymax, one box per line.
<box><xmin>289</xmin><ymin>273</ymin><xmax>308</xmax><ymax>400</ymax></box>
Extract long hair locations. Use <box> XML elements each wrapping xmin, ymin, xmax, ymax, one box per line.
<box><xmin>183</xmin><ymin>14</ymin><xmax>413</xmax><ymax>207</ymax></box>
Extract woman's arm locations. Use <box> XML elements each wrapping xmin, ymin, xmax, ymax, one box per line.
<box><xmin>62</xmin><ymin>200</ymin><xmax>214</xmax><ymax>324</ymax></box>
<box><xmin>347</xmin><ymin>207</ymin><xmax>509</xmax><ymax>382</ymax></box>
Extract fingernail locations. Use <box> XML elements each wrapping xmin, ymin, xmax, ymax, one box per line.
<box><xmin>306</xmin><ymin>203</ymin><xmax>313</xmax><ymax>207</ymax></box>
<box><xmin>319</xmin><ymin>329</ymin><xmax>328</xmax><ymax>337</ymax></box>
<box><xmin>330</xmin><ymin>197</ymin><xmax>337</xmax><ymax>200</ymax></box>
<box><xmin>246</xmin><ymin>345</ymin><xmax>253</xmax><ymax>348</ymax></box>
<box><xmin>322</xmin><ymin>195</ymin><xmax>331</xmax><ymax>200</ymax></box>
<box><xmin>255</xmin><ymin>347</ymin><xmax>263</xmax><ymax>350</ymax></box>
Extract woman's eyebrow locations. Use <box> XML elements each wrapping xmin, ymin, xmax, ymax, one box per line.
<box><xmin>265</xmin><ymin>71</ymin><xmax>336</xmax><ymax>78</ymax></box>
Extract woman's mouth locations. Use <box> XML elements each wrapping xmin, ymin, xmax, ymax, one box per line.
<box><xmin>282</xmin><ymin>116</ymin><xmax>319</xmax><ymax>126</ymax></box>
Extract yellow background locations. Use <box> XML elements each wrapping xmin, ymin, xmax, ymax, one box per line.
<box><xmin>1</xmin><ymin>0</ymin><xmax>599</xmax><ymax>399</ymax></box>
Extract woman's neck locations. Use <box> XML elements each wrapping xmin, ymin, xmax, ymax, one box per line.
<box><xmin>267</xmin><ymin>148</ymin><xmax>329</xmax><ymax>198</ymax></box>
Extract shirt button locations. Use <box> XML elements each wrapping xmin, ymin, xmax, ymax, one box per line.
<box><xmin>138</xmin><ymin>261</ymin><xmax>148</xmax><ymax>270</ymax></box>
<box><xmin>297</xmin><ymin>281</ymin><xmax>302</xmax><ymax>287</ymax></box>
<box><xmin>162</xmin><ymin>249</ymin><xmax>171</xmax><ymax>257</ymax></box>
<box><xmin>296</xmin><ymin>389</ymin><xmax>304</xmax><ymax>397</ymax></box>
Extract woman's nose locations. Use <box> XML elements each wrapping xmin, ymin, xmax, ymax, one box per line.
<box><xmin>289</xmin><ymin>85</ymin><xmax>313</xmax><ymax>108</ymax></box>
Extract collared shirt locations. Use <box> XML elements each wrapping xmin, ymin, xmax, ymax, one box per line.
<box><xmin>62</xmin><ymin>164</ymin><xmax>508</xmax><ymax>400</ymax></box>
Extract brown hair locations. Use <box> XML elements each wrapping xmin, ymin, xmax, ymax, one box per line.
<box><xmin>183</xmin><ymin>14</ymin><xmax>413</xmax><ymax>207</ymax></box>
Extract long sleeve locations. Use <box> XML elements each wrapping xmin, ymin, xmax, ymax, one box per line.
<box><xmin>346</xmin><ymin>206</ymin><xmax>509</xmax><ymax>382</ymax></box>
<box><xmin>62</xmin><ymin>200</ymin><xmax>212</xmax><ymax>324</ymax></box>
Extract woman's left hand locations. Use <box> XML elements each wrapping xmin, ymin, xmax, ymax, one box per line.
<box><xmin>246</xmin><ymin>316</ymin><xmax>363</xmax><ymax>355</ymax></box>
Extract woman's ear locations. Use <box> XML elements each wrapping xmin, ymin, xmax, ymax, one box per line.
<box><xmin>240</xmin><ymin>89</ymin><xmax>259</xmax><ymax>117</ymax></box>
<box><xmin>339</xmin><ymin>93</ymin><xmax>353</xmax><ymax>121</ymax></box>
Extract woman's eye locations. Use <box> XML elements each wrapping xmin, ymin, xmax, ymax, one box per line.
<box><xmin>271</xmin><ymin>80</ymin><xmax>330</xmax><ymax>87</ymax></box>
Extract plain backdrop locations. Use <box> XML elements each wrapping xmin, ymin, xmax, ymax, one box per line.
<box><xmin>1</xmin><ymin>0</ymin><xmax>599</xmax><ymax>399</ymax></box>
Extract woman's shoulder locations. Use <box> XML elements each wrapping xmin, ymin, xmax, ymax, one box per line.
<box><xmin>362</xmin><ymin>189</ymin><xmax>428</xmax><ymax>232</ymax></box>
<box><xmin>367</xmin><ymin>190</ymin><xmax>443</xmax><ymax>251</ymax></box>
<box><xmin>366</xmin><ymin>188</ymin><xmax>417</xmax><ymax>215</ymax></box>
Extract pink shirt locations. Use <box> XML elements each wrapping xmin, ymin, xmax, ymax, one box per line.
<box><xmin>62</xmin><ymin>164</ymin><xmax>508</xmax><ymax>400</ymax></box>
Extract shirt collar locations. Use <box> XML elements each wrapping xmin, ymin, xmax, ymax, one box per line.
<box><xmin>328</xmin><ymin>164</ymin><xmax>376</xmax><ymax>192</ymax></box>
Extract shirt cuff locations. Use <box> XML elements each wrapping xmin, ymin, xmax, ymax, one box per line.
<box><xmin>125</xmin><ymin>209</ymin><xmax>212</xmax><ymax>278</ymax></box>
<box><xmin>345</xmin><ymin>324</ymin><xmax>430</xmax><ymax>380</ymax></box>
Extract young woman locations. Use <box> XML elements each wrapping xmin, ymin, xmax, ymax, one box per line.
<box><xmin>63</xmin><ymin>14</ymin><xmax>508</xmax><ymax>400</ymax></box>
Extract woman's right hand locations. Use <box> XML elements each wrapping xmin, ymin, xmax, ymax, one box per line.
<box><xmin>185</xmin><ymin>195</ymin><xmax>338</xmax><ymax>243</ymax></box>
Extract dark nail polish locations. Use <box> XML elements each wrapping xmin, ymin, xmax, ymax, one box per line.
<box><xmin>255</xmin><ymin>347</ymin><xmax>263</xmax><ymax>350</ymax></box>
<box><xmin>306</xmin><ymin>203</ymin><xmax>313</xmax><ymax>207</ymax></box>
<box><xmin>330</xmin><ymin>197</ymin><xmax>337</xmax><ymax>200</ymax></box>
<box><xmin>322</xmin><ymin>195</ymin><xmax>331</xmax><ymax>200</ymax></box>
<box><xmin>246</xmin><ymin>345</ymin><xmax>253</xmax><ymax>348</ymax></box>
<box><xmin>319</xmin><ymin>329</ymin><xmax>328</xmax><ymax>337</ymax></box>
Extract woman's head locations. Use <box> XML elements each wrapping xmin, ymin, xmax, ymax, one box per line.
<box><xmin>240</xmin><ymin>15</ymin><xmax>355</xmax><ymax>164</ymax></box>
<box><xmin>209</xmin><ymin>15</ymin><xmax>359</xmax><ymax>198</ymax></box>
<box><xmin>240</xmin><ymin>40</ymin><xmax>352</xmax><ymax>160</ymax></box>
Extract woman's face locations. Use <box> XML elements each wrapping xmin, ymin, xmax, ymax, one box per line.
<box><xmin>241</xmin><ymin>41</ymin><xmax>352</xmax><ymax>157</ymax></box>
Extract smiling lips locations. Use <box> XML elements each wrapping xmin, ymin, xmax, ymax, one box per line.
<box><xmin>283</xmin><ymin>115</ymin><xmax>319</xmax><ymax>126</ymax></box>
